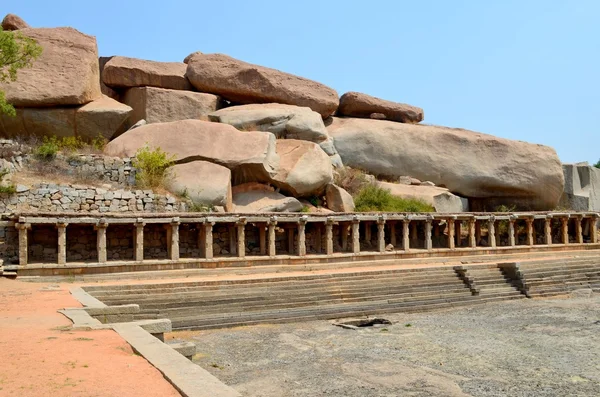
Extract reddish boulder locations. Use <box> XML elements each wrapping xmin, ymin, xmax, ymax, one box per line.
<box><xmin>103</xmin><ymin>56</ymin><xmax>192</xmax><ymax>91</ymax></box>
<box><xmin>338</xmin><ymin>92</ymin><xmax>424</xmax><ymax>123</ymax></box>
<box><xmin>1</xmin><ymin>14</ymin><xmax>30</xmax><ymax>30</ymax></box>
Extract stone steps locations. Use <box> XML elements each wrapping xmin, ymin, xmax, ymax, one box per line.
<box><xmin>516</xmin><ymin>258</ymin><xmax>600</xmax><ymax>297</ymax></box>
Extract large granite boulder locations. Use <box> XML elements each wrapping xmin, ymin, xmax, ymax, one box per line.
<box><xmin>232</xmin><ymin>183</ymin><xmax>302</xmax><ymax>213</ymax></box>
<box><xmin>168</xmin><ymin>161</ymin><xmax>233</xmax><ymax>212</ymax></box>
<box><xmin>328</xmin><ymin>117</ymin><xmax>564</xmax><ymax>210</ymax></box>
<box><xmin>186</xmin><ymin>53</ymin><xmax>339</xmax><ymax>117</ymax></box>
<box><xmin>559</xmin><ymin>163</ymin><xmax>600</xmax><ymax>211</ymax></box>
<box><xmin>271</xmin><ymin>139</ymin><xmax>333</xmax><ymax>197</ymax></box>
<box><xmin>104</xmin><ymin>120</ymin><xmax>279</xmax><ymax>184</ymax></box>
<box><xmin>98</xmin><ymin>56</ymin><xmax>119</xmax><ymax>100</ymax></box>
<box><xmin>102</xmin><ymin>56</ymin><xmax>192</xmax><ymax>91</ymax></box>
<box><xmin>338</xmin><ymin>92</ymin><xmax>424</xmax><ymax>123</ymax></box>
<box><xmin>325</xmin><ymin>184</ymin><xmax>355</xmax><ymax>212</ymax></box>
<box><xmin>76</xmin><ymin>95</ymin><xmax>132</xmax><ymax>140</ymax></box>
<box><xmin>378</xmin><ymin>182</ymin><xmax>468</xmax><ymax>213</ymax></box>
<box><xmin>122</xmin><ymin>86</ymin><xmax>221</xmax><ymax>128</ymax></box>
<box><xmin>0</xmin><ymin>27</ymin><xmax>101</xmax><ymax>107</ymax></box>
<box><xmin>1</xmin><ymin>14</ymin><xmax>29</xmax><ymax>30</ymax></box>
<box><xmin>0</xmin><ymin>95</ymin><xmax>131</xmax><ymax>139</ymax></box>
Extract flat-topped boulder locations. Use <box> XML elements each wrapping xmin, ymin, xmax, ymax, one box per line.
<box><xmin>271</xmin><ymin>139</ymin><xmax>333</xmax><ymax>197</ymax></box>
<box><xmin>1</xmin><ymin>14</ymin><xmax>29</xmax><ymax>30</ymax></box>
<box><xmin>168</xmin><ymin>161</ymin><xmax>233</xmax><ymax>212</ymax></box>
<box><xmin>209</xmin><ymin>103</ymin><xmax>329</xmax><ymax>143</ymax></box>
<box><xmin>338</xmin><ymin>92</ymin><xmax>424</xmax><ymax>123</ymax></box>
<box><xmin>186</xmin><ymin>53</ymin><xmax>339</xmax><ymax>117</ymax></box>
<box><xmin>232</xmin><ymin>183</ymin><xmax>303</xmax><ymax>213</ymax></box>
<box><xmin>104</xmin><ymin>119</ymin><xmax>279</xmax><ymax>183</ymax></box>
<box><xmin>0</xmin><ymin>27</ymin><xmax>101</xmax><ymax>107</ymax></box>
<box><xmin>378</xmin><ymin>181</ymin><xmax>468</xmax><ymax>212</ymax></box>
<box><xmin>102</xmin><ymin>56</ymin><xmax>192</xmax><ymax>91</ymax></box>
<box><xmin>122</xmin><ymin>86</ymin><xmax>221</xmax><ymax>128</ymax></box>
<box><xmin>328</xmin><ymin>117</ymin><xmax>564</xmax><ymax>210</ymax></box>
<box><xmin>0</xmin><ymin>95</ymin><xmax>131</xmax><ymax>140</ymax></box>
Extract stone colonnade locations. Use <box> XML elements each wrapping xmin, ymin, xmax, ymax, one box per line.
<box><xmin>14</xmin><ymin>212</ymin><xmax>600</xmax><ymax>266</ymax></box>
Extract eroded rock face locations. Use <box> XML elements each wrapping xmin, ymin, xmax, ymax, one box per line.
<box><xmin>103</xmin><ymin>56</ymin><xmax>192</xmax><ymax>91</ymax></box>
<box><xmin>271</xmin><ymin>139</ymin><xmax>333</xmax><ymax>197</ymax></box>
<box><xmin>104</xmin><ymin>120</ymin><xmax>279</xmax><ymax>184</ymax></box>
<box><xmin>559</xmin><ymin>163</ymin><xmax>600</xmax><ymax>211</ymax></box>
<box><xmin>0</xmin><ymin>95</ymin><xmax>131</xmax><ymax>140</ymax></box>
<box><xmin>329</xmin><ymin>117</ymin><xmax>564</xmax><ymax>210</ymax></box>
<box><xmin>232</xmin><ymin>183</ymin><xmax>303</xmax><ymax>213</ymax></box>
<box><xmin>1</xmin><ymin>14</ymin><xmax>30</xmax><ymax>30</ymax></box>
<box><xmin>98</xmin><ymin>56</ymin><xmax>120</xmax><ymax>100</ymax></box>
<box><xmin>186</xmin><ymin>53</ymin><xmax>339</xmax><ymax>117</ymax></box>
<box><xmin>338</xmin><ymin>92</ymin><xmax>424</xmax><ymax>123</ymax></box>
<box><xmin>0</xmin><ymin>27</ymin><xmax>101</xmax><ymax>107</ymax></box>
<box><xmin>122</xmin><ymin>86</ymin><xmax>221</xmax><ymax>128</ymax></box>
<box><xmin>168</xmin><ymin>161</ymin><xmax>233</xmax><ymax>211</ymax></box>
<box><xmin>325</xmin><ymin>184</ymin><xmax>355</xmax><ymax>212</ymax></box>
<box><xmin>378</xmin><ymin>182</ymin><xmax>468</xmax><ymax>213</ymax></box>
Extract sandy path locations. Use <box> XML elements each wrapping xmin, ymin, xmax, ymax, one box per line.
<box><xmin>0</xmin><ymin>278</ymin><xmax>181</xmax><ymax>397</ymax></box>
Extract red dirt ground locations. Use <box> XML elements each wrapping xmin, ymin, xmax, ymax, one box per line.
<box><xmin>0</xmin><ymin>278</ymin><xmax>181</xmax><ymax>397</ymax></box>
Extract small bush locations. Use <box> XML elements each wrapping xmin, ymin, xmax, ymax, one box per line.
<box><xmin>333</xmin><ymin>167</ymin><xmax>372</xmax><ymax>196</ymax></box>
<box><xmin>34</xmin><ymin>136</ymin><xmax>60</xmax><ymax>160</ymax></box>
<box><xmin>59</xmin><ymin>136</ymin><xmax>86</xmax><ymax>153</ymax></box>
<box><xmin>354</xmin><ymin>185</ymin><xmax>434</xmax><ymax>212</ymax></box>
<box><xmin>132</xmin><ymin>145</ymin><xmax>175</xmax><ymax>188</ymax></box>
<box><xmin>0</xmin><ymin>184</ymin><xmax>16</xmax><ymax>194</ymax></box>
<box><xmin>91</xmin><ymin>135</ymin><xmax>108</xmax><ymax>151</ymax></box>
<box><xmin>594</xmin><ymin>159</ymin><xmax>600</xmax><ymax>169</ymax></box>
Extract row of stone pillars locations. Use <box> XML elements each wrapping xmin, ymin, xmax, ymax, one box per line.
<box><xmin>14</xmin><ymin>214</ymin><xmax>599</xmax><ymax>266</ymax></box>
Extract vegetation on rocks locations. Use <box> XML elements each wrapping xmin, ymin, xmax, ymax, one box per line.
<box><xmin>354</xmin><ymin>184</ymin><xmax>434</xmax><ymax>213</ymax></box>
<box><xmin>333</xmin><ymin>167</ymin><xmax>372</xmax><ymax>196</ymax></box>
<box><xmin>0</xmin><ymin>26</ymin><xmax>42</xmax><ymax>116</ymax></box>
<box><xmin>133</xmin><ymin>145</ymin><xmax>175</xmax><ymax>188</ymax></box>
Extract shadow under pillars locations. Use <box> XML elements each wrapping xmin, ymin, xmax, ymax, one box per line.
<box><xmin>179</xmin><ymin>223</ymin><xmax>201</xmax><ymax>259</ymax></box>
<box><xmin>305</xmin><ymin>222</ymin><xmax>326</xmax><ymax>255</ymax></box>
<box><xmin>143</xmin><ymin>223</ymin><xmax>168</xmax><ymax>260</ymax></box>
<box><xmin>107</xmin><ymin>224</ymin><xmax>134</xmax><ymax>261</ymax></box>
<box><xmin>432</xmin><ymin>220</ymin><xmax>446</xmax><ymax>248</ymax></box>
<box><xmin>360</xmin><ymin>221</ymin><xmax>378</xmax><ymax>252</ymax></box>
<box><xmin>66</xmin><ymin>224</ymin><xmax>98</xmax><ymax>263</ymax></box>
<box><xmin>28</xmin><ymin>224</ymin><xmax>58</xmax><ymax>264</ymax></box>
<box><xmin>243</xmin><ymin>223</ymin><xmax>264</xmax><ymax>257</ymax></box>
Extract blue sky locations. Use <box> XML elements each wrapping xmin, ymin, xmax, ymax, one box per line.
<box><xmin>5</xmin><ymin>1</ymin><xmax>599</xmax><ymax>163</ymax></box>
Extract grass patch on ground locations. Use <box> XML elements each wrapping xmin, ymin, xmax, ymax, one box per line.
<box><xmin>354</xmin><ymin>185</ymin><xmax>434</xmax><ymax>212</ymax></box>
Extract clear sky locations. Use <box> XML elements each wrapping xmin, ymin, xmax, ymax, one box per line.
<box><xmin>4</xmin><ymin>1</ymin><xmax>599</xmax><ymax>164</ymax></box>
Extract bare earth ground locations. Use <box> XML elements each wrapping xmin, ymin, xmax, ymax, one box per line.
<box><xmin>0</xmin><ymin>279</ymin><xmax>180</xmax><ymax>397</ymax></box>
<box><xmin>174</xmin><ymin>295</ymin><xmax>600</xmax><ymax>397</ymax></box>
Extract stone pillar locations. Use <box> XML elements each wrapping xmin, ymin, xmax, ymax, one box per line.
<box><xmin>228</xmin><ymin>225</ymin><xmax>237</xmax><ymax>256</ymax></box>
<box><xmin>402</xmin><ymin>219</ymin><xmax>410</xmax><ymax>252</ymax></box>
<box><xmin>447</xmin><ymin>218</ymin><xmax>455</xmax><ymax>250</ymax></box>
<box><xmin>315</xmin><ymin>224</ymin><xmax>322</xmax><ymax>254</ymax></box>
<box><xmin>259</xmin><ymin>224</ymin><xmax>267</xmax><ymax>255</ymax></box>
<box><xmin>325</xmin><ymin>218</ymin><xmax>334</xmax><ymax>255</ymax></box>
<box><xmin>236</xmin><ymin>219</ymin><xmax>246</xmax><ymax>258</ymax></box>
<box><xmin>15</xmin><ymin>223</ymin><xmax>30</xmax><ymax>266</ymax></box>
<box><xmin>561</xmin><ymin>217</ymin><xmax>569</xmax><ymax>245</ymax></box>
<box><xmin>508</xmin><ymin>218</ymin><xmax>516</xmax><ymax>247</ymax></box>
<box><xmin>390</xmin><ymin>222</ymin><xmax>397</xmax><ymax>247</ymax></box>
<box><xmin>488</xmin><ymin>217</ymin><xmax>496</xmax><ymax>248</ymax></box>
<box><xmin>575</xmin><ymin>216</ymin><xmax>583</xmax><ymax>244</ymax></box>
<box><xmin>351</xmin><ymin>218</ymin><xmax>360</xmax><ymax>254</ymax></box>
<box><xmin>425</xmin><ymin>218</ymin><xmax>433</xmax><ymax>251</ymax></box>
<box><xmin>134</xmin><ymin>220</ymin><xmax>144</xmax><ymax>262</ymax></box>
<box><xmin>204</xmin><ymin>222</ymin><xmax>214</xmax><ymax>259</ymax></box>
<box><xmin>526</xmin><ymin>218</ymin><xmax>534</xmax><ymax>246</ymax></box>
<box><xmin>377</xmin><ymin>217</ymin><xmax>385</xmax><ymax>253</ymax></box>
<box><xmin>57</xmin><ymin>221</ymin><xmax>68</xmax><ymax>265</ymax></box>
<box><xmin>591</xmin><ymin>215</ymin><xmax>598</xmax><ymax>243</ymax></box>
<box><xmin>268</xmin><ymin>218</ymin><xmax>277</xmax><ymax>257</ymax></box>
<box><xmin>455</xmin><ymin>220</ymin><xmax>462</xmax><ymax>248</ymax></box>
<box><xmin>475</xmin><ymin>221</ymin><xmax>482</xmax><ymax>245</ymax></box>
<box><xmin>544</xmin><ymin>216</ymin><xmax>552</xmax><ymax>246</ymax></box>
<box><xmin>341</xmin><ymin>223</ymin><xmax>349</xmax><ymax>252</ymax></box>
<box><xmin>364</xmin><ymin>222</ymin><xmax>372</xmax><ymax>246</ymax></box>
<box><xmin>468</xmin><ymin>219</ymin><xmax>476</xmax><ymax>248</ymax></box>
<box><xmin>297</xmin><ymin>217</ymin><xmax>307</xmax><ymax>257</ymax></box>
<box><xmin>95</xmin><ymin>221</ymin><xmax>108</xmax><ymax>264</ymax></box>
<box><xmin>170</xmin><ymin>219</ymin><xmax>180</xmax><ymax>261</ymax></box>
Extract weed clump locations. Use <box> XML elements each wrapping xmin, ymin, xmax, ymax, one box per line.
<box><xmin>133</xmin><ymin>145</ymin><xmax>175</xmax><ymax>188</ymax></box>
<box><xmin>354</xmin><ymin>185</ymin><xmax>434</xmax><ymax>212</ymax></box>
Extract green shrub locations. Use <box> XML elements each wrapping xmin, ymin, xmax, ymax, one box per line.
<box><xmin>0</xmin><ymin>184</ymin><xmax>16</xmax><ymax>194</ymax></box>
<box><xmin>59</xmin><ymin>136</ymin><xmax>86</xmax><ymax>153</ymax></box>
<box><xmin>132</xmin><ymin>145</ymin><xmax>175</xmax><ymax>188</ymax></box>
<box><xmin>354</xmin><ymin>185</ymin><xmax>434</xmax><ymax>212</ymax></box>
<box><xmin>91</xmin><ymin>135</ymin><xmax>108</xmax><ymax>151</ymax></box>
<box><xmin>594</xmin><ymin>159</ymin><xmax>600</xmax><ymax>169</ymax></box>
<box><xmin>34</xmin><ymin>136</ymin><xmax>60</xmax><ymax>160</ymax></box>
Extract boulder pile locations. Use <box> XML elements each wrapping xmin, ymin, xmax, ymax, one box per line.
<box><xmin>0</xmin><ymin>14</ymin><xmax>568</xmax><ymax>212</ymax></box>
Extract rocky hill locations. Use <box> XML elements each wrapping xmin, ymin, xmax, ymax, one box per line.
<box><xmin>0</xmin><ymin>14</ymin><xmax>570</xmax><ymax>213</ymax></box>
